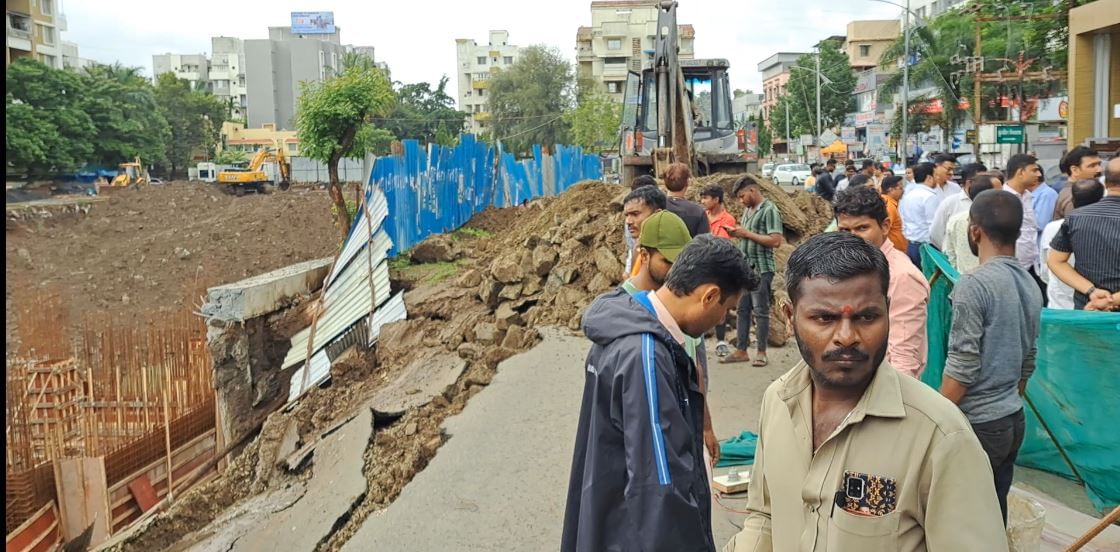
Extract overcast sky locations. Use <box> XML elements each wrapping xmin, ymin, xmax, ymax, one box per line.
<box><xmin>62</xmin><ymin>0</ymin><xmax>901</xmax><ymax>94</ymax></box>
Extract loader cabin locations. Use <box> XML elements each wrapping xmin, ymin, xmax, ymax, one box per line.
<box><xmin>624</xmin><ymin>58</ymin><xmax>736</xmax><ymax>155</ymax></box>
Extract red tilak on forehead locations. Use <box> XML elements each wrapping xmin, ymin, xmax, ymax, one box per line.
<box><xmin>842</xmin><ymin>305</ymin><xmax>854</xmax><ymax>317</ymax></box>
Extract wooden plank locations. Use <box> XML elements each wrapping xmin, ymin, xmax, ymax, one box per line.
<box><xmin>4</xmin><ymin>501</ymin><xmax>56</xmax><ymax>549</ymax></box>
<box><xmin>53</xmin><ymin>457</ymin><xmax>111</xmax><ymax>547</ymax></box>
<box><xmin>126</xmin><ymin>476</ymin><xmax>158</xmax><ymax>513</ymax></box>
<box><xmin>712</xmin><ymin>471</ymin><xmax>751</xmax><ymax>495</ymax></box>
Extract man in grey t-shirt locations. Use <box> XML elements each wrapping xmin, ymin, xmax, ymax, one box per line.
<box><xmin>941</xmin><ymin>190</ymin><xmax>1042</xmax><ymax>526</ymax></box>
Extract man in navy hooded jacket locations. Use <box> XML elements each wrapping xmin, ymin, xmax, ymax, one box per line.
<box><xmin>562</xmin><ymin>235</ymin><xmax>758</xmax><ymax>552</ymax></box>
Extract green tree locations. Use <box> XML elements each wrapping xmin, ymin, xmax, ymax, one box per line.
<box><xmin>781</xmin><ymin>41</ymin><xmax>856</xmax><ymax>141</ymax></box>
<box><xmin>755</xmin><ymin>114</ymin><xmax>772</xmax><ymax>158</ymax></box>
<box><xmin>564</xmin><ymin>86</ymin><xmax>621</xmax><ymax>152</ymax></box>
<box><xmin>5</xmin><ymin>58</ymin><xmax>96</xmax><ymax>174</ymax></box>
<box><xmin>878</xmin><ymin>13</ymin><xmax>973</xmax><ymax>146</ymax></box>
<box><xmin>297</xmin><ymin>64</ymin><xmax>395</xmax><ymax>238</ymax></box>
<box><xmin>154</xmin><ymin>73</ymin><xmax>226</xmax><ymax>178</ymax></box>
<box><xmin>379</xmin><ymin>77</ymin><xmax>468</xmax><ymax>145</ymax></box>
<box><xmin>213</xmin><ymin>149</ymin><xmax>249</xmax><ymax>165</ymax></box>
<box><xmin>488</xmin><ymin>45</ymin><xmax>574</xmax><ymax>156</ymax></box>
<box><xmin>80</xmin><ymin>63</ymin><xmax>170</xmax><ymax>168</ymax></box>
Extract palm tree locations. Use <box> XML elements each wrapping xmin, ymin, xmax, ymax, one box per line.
<box><xmin>82</xmin><ymin>62</ymin><xmax>145</xmax><ymax>86</ymax></box>
<box><xmin>877</xmin><ymin>14</ymin><xmax>973</xmax><ymax>147</ymax></box>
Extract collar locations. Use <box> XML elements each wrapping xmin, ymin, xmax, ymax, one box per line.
<box><xmin>778</xmin><ymin>359</ymin><xmax>907</xmax><ymax>421</ymax></box>
<box><xmin>647</xmin><ymin>291</ymin><xmax>687</xmax><ymax>345</ymax></box>
<box><xmin>878</xmin><ymin>239</ymin><xmax>896</xmax><ymax>256</ymax></box>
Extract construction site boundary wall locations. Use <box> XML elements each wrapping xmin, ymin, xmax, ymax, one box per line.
<box><xmin>920</xmin><ymin>245</ymin><xmax>1120</xmax><ymax>512</ymax></box>
<box><xmin>371</xmin><ymin>134</ymin><xmax>602</xmax><ymax>254</ymax></box>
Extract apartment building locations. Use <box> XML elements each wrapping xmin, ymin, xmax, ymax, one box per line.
<box><xmin>244</xmin><ymin>26</ymin><xmax>379</xmax><ymax>130</ymax></box>
<box><xmin>907</xmin><ymin>0</ymin><xmax>969</xmax><ymax>21</ymax></box>
<box><xmin>732</xmin><ymin>92</ymin><xmax>764</xmax><ymax>125</ymax></box>
<box><xmin>844</xmin><ymin>20</ymin><xmax>899</xmax><ymax>72</ymax></box>
<box><xmin>210</xmin><ymin>36</ymin><xmax>247</xmax><ymax>120</ymax></box>
<box><xmin>152</xmin><ymin>53</ymin><xmax>210</xmax><ymax>89</ymax></box>
<box><xmin>757</xmin><ymin>52</ymin><xmax>807</xmax><ymax>124</ymax></box>
<box><xmin>575</xmin><ymin>0</ymin><xmax>695</xmax><ymax>102</ymax></box>
<box><xmin>6</xmin><ymin>0</ymin><xmax>64</xmax><ymax>68</ymax></box>
<box><xmin>455</xmin><ymin>30</ymin><xmax>521</xmax><ymax>135</ymax></box>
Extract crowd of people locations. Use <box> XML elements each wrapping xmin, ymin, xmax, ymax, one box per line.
<box><xmin>562</xmin><ymin>152</ymin><xmax>1119</xmax><ymax>551</ymax></box>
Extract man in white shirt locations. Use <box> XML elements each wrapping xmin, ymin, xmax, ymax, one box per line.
<box><xmin>1003</xmin><ymin>153</ymin><xmax>1044</xmax><ymax>299</ymax></box>
<box><xmin>930</xmin><ymin>154</ymin><xmax>962</xmax><ymax>201</ymax></box>
<box><xmin>1039</xmin><ymin>179</ymin><xmax>1106</xmax><ymax>309</ymax></box>
<box><xmin>930</xmin><ymin>162</ymin><xmax>987</xmax><ymax>248</ymax></box>
<box><xmin>899</xmin><ymin>162</ymin><xmax>939</xmax><ymax>269</ymax></box>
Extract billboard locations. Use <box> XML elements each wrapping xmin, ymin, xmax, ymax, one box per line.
<box><xmin>291</xmin><ymin>11</ymin><xmax>335</xmax><ymax>34</ymax></box>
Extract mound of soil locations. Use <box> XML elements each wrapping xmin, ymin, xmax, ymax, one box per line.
<box><xmin>5</xmin><ymin>182</ymin><xmax>339</xmax><ymax>339</ymax></box>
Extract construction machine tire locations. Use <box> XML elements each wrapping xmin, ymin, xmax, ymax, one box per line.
<box><xmin>257</xmin><ymin>183</ymin><xmax>268</xmax><ymax>195</ymax></box>
<box><xmin>278</xmin><ymin>180</ymin><xmax>291</xmax><ymax>192</ymax></box>
<box><xmin>234</xmin><ymin>186</ymin><xmax>246</xmax><ymax>197</ymax></box>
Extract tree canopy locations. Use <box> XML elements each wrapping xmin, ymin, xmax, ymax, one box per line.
<box><xmin>488</xmin><ymin>45</ymin><xmax>574</xmax><ymax>156</ymax></box>
<box><xmin>775</xmin><ymin>41</ymin><xmax>856</xmax><ymax>141</ymax></box>
<box><xmin>154</xmin><ymin>73</ymin><xmax>227</xmax><ymax>178</ymax></box>
<box><xmin>6</xmin><ymin>58</ymin><xmax>96</xmax><ymax>174</ymax></box>
<box><xmin>296</xmin><ymin>64</ymin><xmax>395</xmax><ymax>238</ymax></box>
<box><xmin>378</xmin><ymin>77</ymin><xmax>467</xmax><ymax>146</ymax></box>
<box><xmin>564</xmin><ymin>84</ymin><xmax>621</xmax><ymax>153</ymax></box>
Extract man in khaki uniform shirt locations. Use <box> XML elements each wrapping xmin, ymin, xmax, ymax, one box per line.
<box><xmin>725</xmin><ymin>232</ymin><xmax>1008</xmax><ymax>552</ymax></box>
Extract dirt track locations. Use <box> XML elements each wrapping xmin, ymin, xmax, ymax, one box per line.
<box><xmin>5</xmin><ymin>183</ymin><xmax>340</xmax><ymax>344</ymax></box>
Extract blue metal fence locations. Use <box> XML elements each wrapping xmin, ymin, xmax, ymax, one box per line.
<box><xmin>370</xmin><ymin>134</ymin><xmax>603</xmax><ymax>255</ymax></box>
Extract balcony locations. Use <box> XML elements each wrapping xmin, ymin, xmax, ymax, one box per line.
<box><xmin>602</xmin><ymin>63</ymin><xmax>629</xmax><ymax>79</ymax></box>
<box><xmin>471</xmin><ymin>79</ymin><xmax>489</xmax><ymax>90</ymax></box>
<box><xmin>473</xmin><ymin>112</ymin><xmax>491</xmax><ymax>122</ymax></box>
<box><xmin>6</xmin><ymin>12</ymin><xmax>32</xmax><ymax>43</ymax></box>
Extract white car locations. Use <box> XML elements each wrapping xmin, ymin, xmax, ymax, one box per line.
<box><xmin>772</xmin><ymin>163</ymin><xmax>812</xmax><ymax>187</ymax></box>
<box><xmin>761</xmin><ymin>163</ymin><xmax>776</xmax><ymax>178</ymax></box>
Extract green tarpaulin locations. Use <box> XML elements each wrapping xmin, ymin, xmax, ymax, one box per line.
<box><xmin>716</xmin><ymin>431</ymin><xmax>758</xmax><ymax>468</ymax></box>
<box><xmin>920</xmin><ymin>245</ymin><xmax>1120</xmax><ymax>512</ymax></box>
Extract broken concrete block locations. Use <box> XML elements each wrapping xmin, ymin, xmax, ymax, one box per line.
<box><xmin>489</xmin><ymin>255</ymin><xmax>524</xmax><ymax>284</ymax></box>
<box><xmin>587</xmin><ymin>273</ymin><xmax>613</xmax><ymax>294</ymax></box>
<box><xmin>456</xmin><ymin>342</ymin><xmax>484</xmax><ymax>360</ymax></box>
<box><xmin>473</xmin><ymin>322</ymin><xmax>501</xmax><ymax>345</ymax></box>
<box><xmin>497</xmin><ymin>283</ymin><xmax>523</xmax><ymax>301</ymax></box>
<box><xmin>551</xmin><ymin>265</ymin><xmax>579</xmax><ymax>285</ymax></box>
<box><xmin>494</xmin><ymin>303</ymin><xmax>523</xmax><ymax>331</ymax></box>
<box><xmin>558</xmin><ymin>286</ymin><xmax>586</xmax><ymax>306</ymax></box>
<box><xmin>593</xmin><ymin>248</ymin><xmax>624</xmax><ymax>277</ymax></box>
<box><xmin>477</xmin><ymin>277</ymin><xmax>503</xmax><ymax>308</ymax></box>
<box><xmin>404</xmin><ymin>422</ymin><xmax>418</xmax><ymax>436</ymax></box>
<box><xmin>369</xmin><ymin>353</ymin><xmax>467</xmax><ymax>419</ymax></box>
<box><xmin>532</xmin><ymin>245</ymin><xmax>559</xmax><ymax>276</ymax></box>
<box><xmin>501</xmin><ymin>324</ymin><xmax>538</xmax><ymax>350</ymax></box>
<box><xmin>521</xmin><ymin>276</ymin><xmax>542</xmax><ymax>296</ymax></box>
<box><xmin>410</xmin><ymin>234</ymin><xmax>461</xmax><ymax>264</ymax></box>
<box><xmin>456</xmin><ymin>268</ymin><xmax>483</xmax><ymax>289</ymax></box>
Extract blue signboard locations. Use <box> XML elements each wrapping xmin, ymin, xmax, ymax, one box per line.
<box><xmin>291</xmin><ymin>11</ymin><xmax>335</xmax><ymax>34</ymax></box>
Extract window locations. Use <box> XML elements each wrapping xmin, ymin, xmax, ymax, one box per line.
<box><xmin>38</xmin><ymin>53</ymin><xmax>56</xmax><ymax>67</ymax></box>
<box><xmin>604</xmin><ymin>56</ymin><xmax>628</xmax><ymax>65</ymax></box>
<box><xmin>477</xmin><ymin>56</ymin><xmax>487</xmax><ymax>65</ymax></box>
<box><xmin>38</xmin><ymin>24</ymin><xmax>56</xmax><ymax>45</ymax></box>
<box><xmin>607</xmin><ymin>82</ymin><xmax>620</xmax><ymax>93</ymax></box>
<box><xmin>859</xmin><ymin>44</ymin><xmax>871</xmax><ymax>57</ymax></box>
<box><xmin>503</xmin><ymin>56</ymin><xmax>513</xmax><ymax>64</ymax></box>
<box><xmin>287</xmin><ymin>143</ymin><xmax>297</xmax><ymax>153</ymax></box>
<box><xmin>40</xmin><ymin>0</ymin><xmax>53</xmax><ymax>15</ymax></box>
<box><xmin>607</xmin><ymin>39</ymin><xmax>622</xmax><ymax>50</ymax></box>
<box><xmin>478</xmin><ymin>89</ymin><xmax>484</xmax><ymax>97</ymax></box>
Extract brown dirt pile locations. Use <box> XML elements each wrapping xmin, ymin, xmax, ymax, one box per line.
<box><xmin>687</xmin><ymin>173</ymin><xmax>832</xmax><ymax>241</ymax></box>
<box><xmin>5</xmin><ymin>182</ymin><xmax>338</xmax><ymax>334</ymax></box>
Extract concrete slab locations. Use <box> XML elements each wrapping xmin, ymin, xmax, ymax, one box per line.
<box><xmin>369</xmin><ymin>353</ymin><xmax>467</xmax><ymax>419</ymax></box>
<box><xmin>231</xmin><ymin>407</ymin><xmax>372</xmax><ymax>552</ymax></box>
<box><xmin>202</xmin><ymin>257</ymin><xmax>332</xmax><ymax>322</ymax></box>
<box><xmin>176</xmin><ymin>484</ymin><xmax>307</xmax><ymax>552</ymax></box>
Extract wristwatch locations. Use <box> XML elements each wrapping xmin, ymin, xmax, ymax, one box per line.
<box><xmin>1085</xmin><ymin>286</ymin><xmax>1097</xmax><ymax>296</ymax></box>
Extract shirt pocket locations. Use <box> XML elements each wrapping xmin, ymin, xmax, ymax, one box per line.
<box><xmin>828</xmin><ymin>508</ymin><xmax>900</xmax><ymax>550</ymax></box>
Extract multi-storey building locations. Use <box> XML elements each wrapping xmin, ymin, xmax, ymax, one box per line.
<box><xmin>152</xmin><ymin>52</ymin><xmax>210</xmax><ymax>89</ymax></box>
<box><xmin>209</xmin><ymin>37</ymin><xmax>247</xmax><ymax>120</ymax></box>
<box><xmin>575</xmin><ymin>0</ymin><xmax>695</xmax><ymax>102</ymax></box>
<box><xmin>244</xmin><ymin>26</ymin><xmax>378</xmax><ymax>129</ymax></box>
<box><xmin>6</xmin><ymin>0</ymin><xmax>64</xmax><ymax>68</ymax></box>
<box><xmin>757</xmin><ymin>52</ymin><xmax>807</xmax><ymax>125</ymax></box>
<box><xmin>844</xmin><ymin>20</ymin><xmax>899</xmax><ymax>72</ymax></box>
<box><xmin>455</xmin><ymin>30</ymin><xmax>521</xmax><ymax>135</ymax></box>
<box><xmin>732</xmin><ymin>92</ymin><xmax>764</xmax><ymax>125</ymax></box>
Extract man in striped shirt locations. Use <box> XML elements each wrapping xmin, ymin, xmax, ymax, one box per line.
<box><xmin>1047</xmin><ymin>157</ymin><xmax>1120</xmax><ymax>311</ymax></box>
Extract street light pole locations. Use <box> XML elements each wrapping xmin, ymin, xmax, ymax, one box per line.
<box><xmin>901</xmin><ymin>0</ymin><xmax>910</xmax><ymax>165</ymax></box>
<box><xmin>816</xmin><ymin>47</ymin><xmax>822</xmax><ymax>157</ymax></box>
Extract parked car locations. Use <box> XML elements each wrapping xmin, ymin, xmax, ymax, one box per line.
<box><xmin>149</xmin><ymin>178</ymin><xmax>164</xmax><ymax>185</ymax></box>
<box><xmin>761</xmin><ymin>162</ymin><xmax>776</xmax><ymax>178</ymax></box>
<box><xmin>772</xmin><ymin>163</ymin><xmax>812</xmax><ymax>187</ymax></box>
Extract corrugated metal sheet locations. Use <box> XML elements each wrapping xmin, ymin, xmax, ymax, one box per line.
<box><xmin>287</xmin><ymin>349</ymin><xmax>332</xmax><ymax>402</ymax></box>
<box><xmin>328</xmin><ymin>186</ymin><xmax>389</xmax><ymax>288</ymax></box>
<box><xmin>366</xmin><ymin>291</ymin><xmax>407</xmax><ymax>347</ymax></box>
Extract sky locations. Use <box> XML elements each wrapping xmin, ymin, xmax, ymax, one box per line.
<box><xmin>61</xmin><ymin>0</ymin><xmax>902</xmax><ymax>95</ymax></box>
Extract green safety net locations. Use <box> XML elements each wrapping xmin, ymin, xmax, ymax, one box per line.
<box><xmin>919</xmin><ymin>244</ymin><xmax>1120</xmax><ymax>512</ymax></box>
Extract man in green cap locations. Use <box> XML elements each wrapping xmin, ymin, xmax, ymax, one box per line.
<box><xmin>620</xmin><ymin>211</ymin><xmax>719</xmax><ymax>466</ymax></box>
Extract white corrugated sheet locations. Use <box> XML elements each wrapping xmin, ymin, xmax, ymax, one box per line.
<box><xmin>284</xmin><ymin>183</ymin><xmax>407</xmax><ymax>404</ymax></box>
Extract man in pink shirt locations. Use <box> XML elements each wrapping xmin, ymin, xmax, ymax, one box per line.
<box><xmin>834</xmin><ymin>186</ymin><xmax>930</xmax><ymax>377</ymax></box>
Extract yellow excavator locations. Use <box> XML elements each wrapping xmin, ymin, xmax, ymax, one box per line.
<box><xmin>109</xmin><ymin>157</ymin><xmax>150</xmax><ymax>188</ymax></box>
<box><xmin>216</xmin><ymin>146</ymin><xmax>292</xmax><ymax>196</ymax></box>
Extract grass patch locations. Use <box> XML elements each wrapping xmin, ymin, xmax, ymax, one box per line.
<box><xmin>454</xmin><ymin>227</ymin><xmax>492</xmax><ymax>240</ymax></box>
<box><xmin>389</xmin><ymin>252</ymin><xmax>413</xmax><ymax>270</ymax></box>
<box><xmin>392</xmin><ymin>258</ymin><xmax>462</xmax><ymax>284</ymax></box>
<box><xmin>424</xmin><ymin>261</ymin><xmax>462</xmax><ymax>284</ymax></box>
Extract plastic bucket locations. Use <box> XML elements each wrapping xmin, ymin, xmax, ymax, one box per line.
<box><xmin>1006</xmin><ymin>493</ymin><xmax>1046</xmax><ymax>552</ymax></box>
